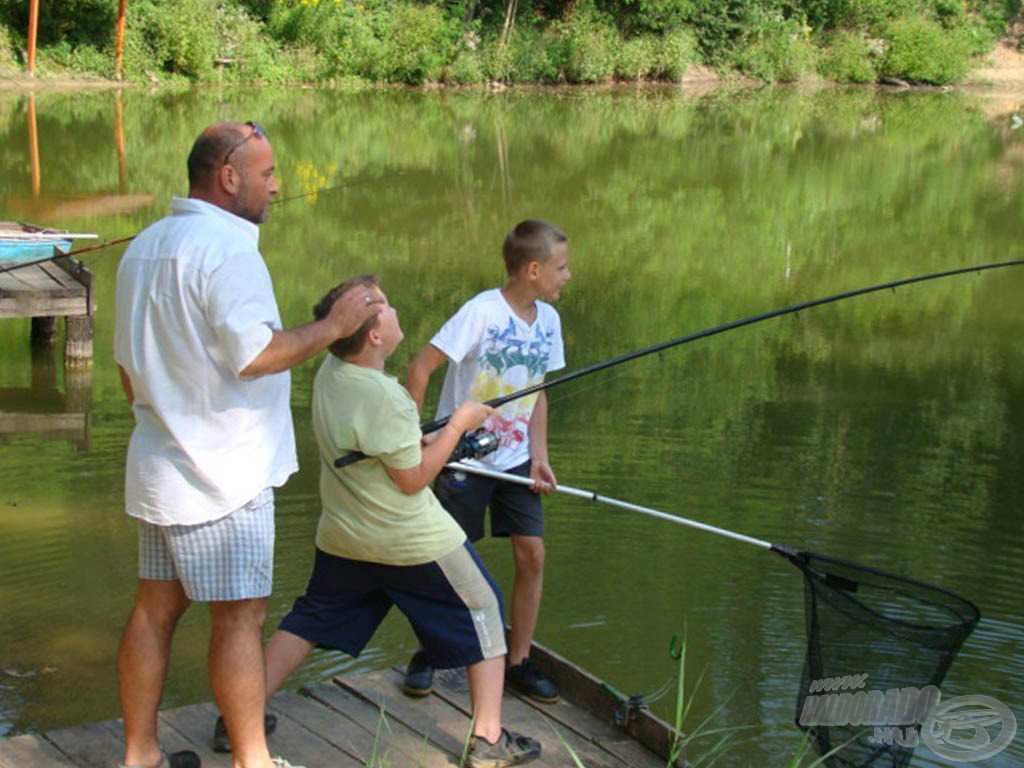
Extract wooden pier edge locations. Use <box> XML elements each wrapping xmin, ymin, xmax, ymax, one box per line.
<box><xmin>527</xmin><ymin>642</ymin><xmax>687</xmax><ymax>766</ymax></box>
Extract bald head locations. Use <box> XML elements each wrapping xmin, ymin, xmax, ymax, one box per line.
<box><xmin>186</xmin><ymin>121</ymin><xmax>250</xmax><ymax>191</ymax></box>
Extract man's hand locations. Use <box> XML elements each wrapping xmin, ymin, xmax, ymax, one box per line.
<box><xmin>325</xmin><ymin>284</ymin><xmax>384</xmax><ymax>339</ymax></box>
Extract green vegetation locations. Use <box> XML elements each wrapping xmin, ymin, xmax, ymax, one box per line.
<box><xmin>0</xmin><ymin>0</ymin><xmax>1019</xmax><ymax>86</ymax></box>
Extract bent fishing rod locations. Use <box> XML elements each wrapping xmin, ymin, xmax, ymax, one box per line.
<box><xmin>335</xmin><ymin>258</ymin><xmax>1024</xmax><ymax>468</ymax></box>
<box><xmin>0</xmin><ymin>171</ymin><xmax>406</xmax><ymax>277</ymax></box>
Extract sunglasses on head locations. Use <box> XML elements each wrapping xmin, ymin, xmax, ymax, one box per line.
<box><xmin>222</xmin><ymin>121</ymin><xmax>266</xmax><ymax>165</ymax></box>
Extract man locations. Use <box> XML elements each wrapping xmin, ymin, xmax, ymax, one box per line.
<box><xmin>113</xmin><ymin>121</ymin><xmax>380</xmax><ymax>768</ymax></box>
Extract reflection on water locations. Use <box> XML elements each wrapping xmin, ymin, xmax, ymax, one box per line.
<box><xmin>1</xmin><ymin>85</ymin><xmax>1023</xmax><ymax>766</ymax></box>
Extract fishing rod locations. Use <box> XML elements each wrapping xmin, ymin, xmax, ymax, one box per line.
<box><xmin>0</xmin><ymin>235</ymin><xmax>136</xmax><ymax>277</ymax></box>
<box><xmin>334</xmin><ymin>258</ymin><xmax>1024</xmax><ymax>468</ymax></box>
<box><xmin>0</xmin><ymin>171</ymin><xmax>406</xmax><ymax>277</ymax></box>
<box><xmin>270</xmin><ymin>169</ymin><xmax>406</xmax><ymax>206</ymax></box>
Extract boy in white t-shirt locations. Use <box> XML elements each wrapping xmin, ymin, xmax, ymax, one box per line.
<box><xmin>403</xmin><ymin>220</ymin><xmax>572</xmax><ymax>703</ymax></box>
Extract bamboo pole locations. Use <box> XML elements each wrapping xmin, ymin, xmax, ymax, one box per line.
<box><xmin>27</xmin><ymin>0</ymin><xmax>39</xmax><ymax>75</ymax></box>
<box><xmin>115</xmin><ymin>0</ymin><xmax>127</xmax><ymax>80</ymax></box>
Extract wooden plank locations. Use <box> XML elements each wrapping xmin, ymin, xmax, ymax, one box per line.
<box><xmin>302</xmin><ymin>681</ymin><xmax>454</xmax><ymax>768</ymax></box>
<box><xmin>427</xmin><ymin>666</ymin><xmax>666</xmax><ymax>768</ymax></box>
<box><xmin>155</xmin><ymin>701</ymin><xmax>232</xmax><ymax>768</ymax></box>
<box><xmin>0</xmin><ymin>295</ymin><xmax>88</xmax><ymax>319</ymax></box>
<box><xmin>333</xmin><ymin>670</ymin><xmax>470</xmax><ymax>761</ymax></box>
<box><xmin>0</xmin><ymin>734</ymin><xmax>75</xmax><ymax>768</ymax></box>
<box><xmin>427</xmin><ymin>667</ymin><xmax>633</xmax><ymax>768</ymax></box>
<box><xmin>43</xmin><ymin>720</ymin><xmax>124</xmax><ymax>768</ymax></box>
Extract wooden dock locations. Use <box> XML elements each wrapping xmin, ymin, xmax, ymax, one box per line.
<box><xmin>0</xmin><ymin>255</ymin><xmax>95</xmax><ymax>364</ymax></box>
<box><xmin>0</xmin><ymin>645</ymin><xmax>684</xmax><ymax>768</ymax></box>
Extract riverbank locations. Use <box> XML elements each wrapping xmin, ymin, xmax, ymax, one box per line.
<box><xmin>3</xmin><ymin>36</ymin><xmax>1024</xmax><ymax>98</ymax></box>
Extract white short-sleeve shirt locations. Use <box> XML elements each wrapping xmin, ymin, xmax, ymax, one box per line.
<box><xmin>114</xmin><ymin>197</ymin><xmax>298</xmax><ymax>525</ymax></box>
<box><xmin>431</xmin><ymin>288</ymin><xmax>565</xmax><ymax>471</ymax></box>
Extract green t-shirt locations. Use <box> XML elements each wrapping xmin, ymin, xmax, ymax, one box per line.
<box><xmin>311</xmin><ymin>355</ymin><xmax>465</xmax><ymax>565</ymax></box>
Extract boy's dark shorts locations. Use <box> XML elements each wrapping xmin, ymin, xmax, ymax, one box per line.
<box><xmin>279</xmin><ymin>543</ymin><xmax>506</xmax><ymax>669</ymax></box>
<box><xmin>435</xmin><ymin>460</ymin><xmax>544</xmax><ymax>542</ymax></box>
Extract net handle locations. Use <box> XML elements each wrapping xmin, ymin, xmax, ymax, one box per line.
<box><xmin>445</xmin><ymin>462</ymin><xmax>776</xmax><ymax>551</ymax></box>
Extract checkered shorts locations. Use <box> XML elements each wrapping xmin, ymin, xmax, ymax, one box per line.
<box><xmin>136</xmin><ymin>488</ymin><xmax>275</xmax><ymax>601</ymax></box>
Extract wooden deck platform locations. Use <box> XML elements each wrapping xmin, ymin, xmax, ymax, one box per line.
<box><xmin>0</xmin><ymin>255</ymin><xmax>95</xmax><ymax>363</ymax></box>
<box><xmin>0</xmin><ymin>645</ymin><xmax>684</xmax><ymax>768</ymax></box>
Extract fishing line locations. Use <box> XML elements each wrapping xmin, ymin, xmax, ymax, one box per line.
<box><xmin>270</xmin><ymin>169</ymin><xmax>406</xmax><ymax>206</ymax></box>
<box><xmin>335</xmin><ymin>258</ymin><xmax>1024</xmax><ymax>468</ymax></box>
<box><xmin>446</xmin><ymin>461</ymin><xmax>981</xmax><ymax>768</ymax></box>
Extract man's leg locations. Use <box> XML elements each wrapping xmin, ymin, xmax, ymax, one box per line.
<box><xmin>507</xmin><ymin>534</ymin><xmax>545</xmax><ymax>665</ymax></box>
<box><xmin>118</xmin><ymin>579</ymin><xmax>191</xmax><ymax>768</ymax></box>
<box><xmin>208</xmin><ymin>597</ymin><xmax>272</xmax><ymax>768</ymax></box>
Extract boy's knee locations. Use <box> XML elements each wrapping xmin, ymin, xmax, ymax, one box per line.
<box><xmin>512</xmin><ymin>536</ymin><xmax>546</xmax><ymax>571</ymax></box>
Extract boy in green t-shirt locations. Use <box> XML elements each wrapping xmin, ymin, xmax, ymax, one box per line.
<box><xmin>218</xmin><ymin>275</ymin><xmax>541</xmax><ymax>768</ymax></box>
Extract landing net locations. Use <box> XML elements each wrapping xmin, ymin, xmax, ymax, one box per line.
<box><xmin>789</xmin><ymin>551</ymin><xmax>980</xmax><ymax>768</ymax></box>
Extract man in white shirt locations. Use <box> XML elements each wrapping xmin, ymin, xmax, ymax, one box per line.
<box><xmin>113</xmin><ymin>121</ymin><xmax>380</xmax><ymax>768</ymax></box>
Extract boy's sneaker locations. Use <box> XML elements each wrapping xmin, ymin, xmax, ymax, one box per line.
<box><xmin>211</xmin><ymin>712</ymin><xmax>278</xmax><ymax>753</ymax></box>
<box><xmin>402</xmin><ymin>650</ymin><xmax>434</xmax><ymax>697</ymax></box>
<box><xmin>464</xmin><ymin>728</ymin><xmax>541</xmax><ymax>768</ymax></box>
<box><xmin>505</xmin><ymin>658</ymin><xmax>559</xmax><ymax>704</ymax></box>
<box><xmin>272</xmin><ymin>759</ymin><xmax>306</xmax><ymax>768</ymax></box>
<box><xmin>119</xmin><ymin>750</ymin><xmax>200</xmax><ymax>768</ymax></box>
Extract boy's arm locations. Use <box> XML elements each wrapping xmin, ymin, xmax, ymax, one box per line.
<box><xmin>405</xmin><ymin>343</ymin><xmax>448</xmax><ymax>412</ymax></box>
<box><xmin>528</xmin><ymin>390</ymin><xmax>556</xmax><ymax>492</ymax></box>
<box><xmin>385</xmin><ymin>401</ymin><xmax>494</xmax><ymax>494</ymax></box>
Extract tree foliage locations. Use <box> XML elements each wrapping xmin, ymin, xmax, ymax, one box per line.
<box><xmin>0</xmin><ymin>0</ymin><xmax>1017</xmax><ymax>84</ymax></box>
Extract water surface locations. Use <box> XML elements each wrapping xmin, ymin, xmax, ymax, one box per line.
<box><xmin>1</xmin><ymin>84</ymin><xmax>1022</xmax><ymax>766</ymax></box>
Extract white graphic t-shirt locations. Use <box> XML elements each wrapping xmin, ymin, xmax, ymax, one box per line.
<box><xmin>432</xmin><ymin>288</ymin><xmax>565</xmax><ymax>471</ymax></box>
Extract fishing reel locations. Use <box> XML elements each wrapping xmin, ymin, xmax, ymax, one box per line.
<box><xmin>449</xmin><ymin>428</ymin><xmax>499</xmax><ymax>462</ymax></box>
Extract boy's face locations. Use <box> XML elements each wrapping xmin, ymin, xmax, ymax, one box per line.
<box><xmin>534</xmin><ymin>241</ymin><xmax>572</xmax><ymax>301</ymax></box>
<box><xmin>372</xmin><ymin>286</ymin><xmax>404</xmax><ymax>354</ymax></box>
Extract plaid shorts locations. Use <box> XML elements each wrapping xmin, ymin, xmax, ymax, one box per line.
<box><xmin>136</xmin><ymin>488</ymin><xmax>275</xmax><ymax>601</ymax></box>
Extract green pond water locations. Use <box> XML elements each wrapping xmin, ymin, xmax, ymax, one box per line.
<box><xmin>1</xmin><ymin>84</ymin><xmax>1022</xmax><ymax>767</ymax></box>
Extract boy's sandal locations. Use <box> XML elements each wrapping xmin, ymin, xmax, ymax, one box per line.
<box><xmin>120</xmin><ymin>749</ymin><xmax>201</xmax><ymax>768</ymax></box>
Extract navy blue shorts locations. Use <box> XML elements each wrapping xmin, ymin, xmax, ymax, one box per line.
<box><xmin>434</xmin><ymin>460</ymin><xmax>544</xmax><ymax>542</ymax></box>
<box><xmin>279</xmin><ymin>543</ymin><xmax>506</xmax><ymax>668</ymax></box>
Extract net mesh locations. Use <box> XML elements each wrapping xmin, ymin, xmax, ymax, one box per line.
<box><xmin>790</xmin><ymin>550</ymin><xmax>980</xmax><ymax>768</ymax></box>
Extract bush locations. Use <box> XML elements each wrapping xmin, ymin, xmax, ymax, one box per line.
<box><xmin>446</xmin><ymin>47</ymin><xmax>486</xmax><ymax>85</ymax></box>
<box><xmin>125</xmin><ymin>0</ymin><xmax>218</xmax><ymax>81</ymax></box>
<box><xmin>555</xmin><ymin>3</ymin><xmax>618</xmax><ymax>83</ymax></box>
<box><xmin>206</xmin><ymin>3</ymin><xmax>288</xmax><ymax>84</ymax></box>
<box><xmin>484</xmin><ymin>24</ymin><xmax>565</xmax><ymax>84</ymax></box>
<box><xmin>268</xmin><ymin>1</ymin><xmax>457</xmax><ymax>84</ymax></box>
<box><xmin>616</xmin><ymin>36</ymin><xmax>661</xmax><ymax>81</ymax></box>
<box><xmin>731</xmin><ymin>10</ymin><xmax>818</xmax><ymax>82</ymax></box>
<box><xmin>659</xmin><ymin>27</ymin><xmax>700</xmax><ymax>81</ymax></box>
<box><xmin>818</xmin><ymin>29</ymin><xmax>878</xmax><ymax>83</ymax></box>
<box><xmin>0</xmin><ymin>23</ymin><xmax>16</xmax><ymax>72</ymax></box>
<box><xmin>879</xmin><ymin>15</ymin><xmax>973</xmax><ymax>84</ymax></box>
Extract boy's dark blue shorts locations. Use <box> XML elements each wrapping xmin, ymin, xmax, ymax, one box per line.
<box><xmin>435</xmin><ymin>460</ymin><xmax>544</xmax><ymax>542</ymax></box>
<box><xmin>279</xmin><ymin>542</ymin><xmax>506</xmax><ymax>669</ymax></box>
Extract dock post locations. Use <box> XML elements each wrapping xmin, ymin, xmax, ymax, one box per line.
<box><xmin>65</xmin><ymin>314</ymin><xmax>94</xmax><ymax>365</ymax></box>
<box><xmin>30</xmin><ymin>316</ymin><xmax>57</xmax><ymax>346</ymax></box>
